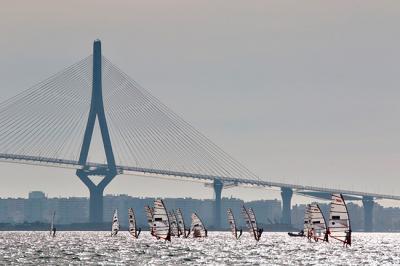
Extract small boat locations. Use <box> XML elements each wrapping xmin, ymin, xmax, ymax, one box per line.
<box><xmin>328</xmin><ymin>194</ymin><xmax>352</xmax><ymax>246</ymax></box>
<box><xmin>288</xmin><ymin>231</ymin><xmax>305</xmax><ymax>237</ymax></box>
<box><xmin>191</xmin><ymin>213</ymin><xmax>207</xmax><ymax>238</ymax></box>
<box><xmin>144</xmin><ymin>205</ymin><xmax>154</xmax><ymax>236</ymax></box>
<box><xmin>128</xmin><ymin>208</ymin><xmax>141</xmax><ymax>238</ymax></box>
<box><xmin>175</xmin><ymin>208</ymin><xmax>190</xmax><ymax>238</ymax></box>
<box><xmin>309</xmin><ymin>203</ymin><xmax>328</xmax><ymax>242</ymax></box>
<box><xmin>153</xmin><ymin>199</ymin><xmax>171</xmax><ymax>241</ymax></box>
<box><xmin>111</xmin><ymin>209</ymin><xmax>119</xmax><ymax>236</ymax></box>
<box><xmin>242</xmin><ymin>205</ymin><xmax>263</xmax><ymax>241</ymax></box>
<box><xmin>49</xmin><ymin>211</ymin><xmax>56</xmax><ymax>237</ymax></box>
<box><xmin>168</xmin><ymin>210</ymin><xmax>179</xmax><ymax>237</ymax></box>
<box><xmin>227</xmin><ymin>208</ymin><xmax>242</xmax><ymax>240</ymax></box>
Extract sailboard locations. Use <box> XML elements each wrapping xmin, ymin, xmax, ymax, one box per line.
<box><xmin>49</xmin><ymin>211</ymin><xmax>56</xmax><ymax>237</ymax></box>
<box><xmin>242</xmin><ymin>205</ymin><xmax>262</xmax><ymax>241</ymax></box>
<box><xmin>168</xmin><ymin>210</ymin><xmax>179</xmax><ymax>237</ymax></box>
<box><xmin>227</xmin><ymin>208</ymin><xmax>242</xmax><ymax>239</ymax></box>
<box><xmin>128</xmin><ymin>208</ymin><xmax>141</xmax><ymax>238</ymax></box>
<box><xmin>191</xmin><ymin>213</ymin><xmax>207</xmax><ymax>238</ymax></box>
<box><xmin>328</xmin><ymin>194</ymin><xmax>351</xmax><ymax>245</ymax></box>
<box><xmin>309</xmin><ymin>203</ymin><xmax>327</xmax><ymax>241</ymax></box>
<box><xmin>145</xmin><ymin>205</ymin><xmax>154</xmax><ymax>236</ymax></box>
<box><xmin>153</xmin><ymin>199</ymin><xmax>171</xmax><ymax>241</ymax></box>
<box><xmin>175</xmin><ymin>208</ymin><xmax>190</xmax><ymax>238</ymax></box>
<box><xmin>111</xmin><ymin>209</ymin><xmax>119</xmax><ymax>237</ymax></box>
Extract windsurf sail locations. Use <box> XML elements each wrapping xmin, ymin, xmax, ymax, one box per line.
<box><xmin>309</xmin><ymin>203</ymin><xmax>327</xmax><ymax>241</ymax></box>
<box><xmin>242</xmin><ymin>206</ymin><xmax>262</xmax><ymax>241</ymax></box>
<box><xmin>111</xmin><ymin>209</ymin><xmax>119</xmax><ymax>236</ymax></box>
<box><xmin>227</xmin><ymin>208</ymin><xmax>242</xmax><ymax>239</ymax></box>
<box><xmin>191</xmin><ymin>213</ymin><xmax>207</xmax><ymax>238</ymax></box>
<box><xmin>49</xmin><ymin>211</ymin><xmax>55</xmax><ymax>237</ymax></box>
<box><xmin>168</xmin><ymin>210</ymin><xmax>179</xmax><ymax>237</ymax></box>
<box><xmin>328</xmin><ymin>194</ymin><xmax>351</xmax><ymax>244</ymax></box>
<box><xmin>153</xmin><ymin>199</ymin><xmax>171</xmax><ymax>241</ymax></box>
<box><xmin>175</xmin><ymin>208</ymin><xmax>190</xmax><ymax>238</ymax></box>
<box><xmin>304</xmin><ymin>204</ymin><xmax>311</xmax><ymax>238</ymax></box>
<box><xmin>128</xmin><ymin>208</ymin><xmax>140</xmax><ymax>238</ymax></box>
<box><xmin>145</xmin><ymin>205</ymin><xmax>154</xmax><ymax>235</ymax></box>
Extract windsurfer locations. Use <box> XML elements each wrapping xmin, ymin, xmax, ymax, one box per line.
<box><xmin>257</xmin><ymin>228</ymin><xmax>263</xmax><ymax>240</ymax></box>
<box><xmin>52</xmin><ymin>227</ymin><xmax>56</xmax><ymax>237</ymax></box>
<box><xmin>323</xmin><ymin>228</ymin><xmax>329</xmax><ymax>242</ymax></box>
<box><xmin>344</xmin><ymin>229</ymin><xmax>352</xmax><ymax>247</ymax></box>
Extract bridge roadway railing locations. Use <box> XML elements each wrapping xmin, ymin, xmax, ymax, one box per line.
<box><xmin>0</xmin><ymin>152</ymin><xmax>399</xmax><ymax>201</ymax></box>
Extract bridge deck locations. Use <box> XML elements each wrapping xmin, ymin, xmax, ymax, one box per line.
<box><xmin>1</xmin><ymin>153</ymin><xmax>399</xmax><ymax>201</ymax></box>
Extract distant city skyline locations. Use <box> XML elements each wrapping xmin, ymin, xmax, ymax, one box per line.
<box><xmin>0</xmin><ymin>1</ymin><xmax>400</xmax><ymax>208</ymax></box>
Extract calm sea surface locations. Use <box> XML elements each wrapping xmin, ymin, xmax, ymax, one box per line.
<box><xmin>0</xmin><ymin>231</ymin><xmax>398</xmax><ymax>265</ymax></box>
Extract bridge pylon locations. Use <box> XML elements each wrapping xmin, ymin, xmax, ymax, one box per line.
<box><xmin>281</xmin><ymin>187</ymin><xmax>293</xmax><ymax>225</ymax></box>
<box><xmin>362</xmin><ymin>196</ymin><xmax>374</xmax><ymax>232</ymax></box>
<box><xmin>213</xmin><ymin>179</ymin><xmax>223</xmax><ymax>229</ymax></box>
<box><xmin>76</xmin><ymin>40</ymin><xmax>117</xmax><ymax>223</ymax></box>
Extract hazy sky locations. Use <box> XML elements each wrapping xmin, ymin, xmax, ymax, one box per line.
<box><xmin>0</xmin><ymin>1</ymin><xmax>399</xmax><ymax>206</ymax></box>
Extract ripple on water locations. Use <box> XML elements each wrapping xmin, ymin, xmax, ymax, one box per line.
<box><xmin>0</xmin><ymin>232</ymin><xmax>399</xmax><ymax>265</ymax></box>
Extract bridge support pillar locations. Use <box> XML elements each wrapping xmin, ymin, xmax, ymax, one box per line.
<box><xmin>213</xmin><ymin>179</ymin><xmax>223</xmax><ymax>229</ymax></box>
<box><xmin>281</xmin><ymin>187</ymin><xmax>293</xmax><ymax>225</ymax></box>
<box><xmin>362</xmin><ymin>196</ymin><xmax>374</xmax><ymax>232</ymax></box>
<box><xmin>77</xmin><ymin>171</ymin><xmax>116</xmax><ymax>223</ymax></box>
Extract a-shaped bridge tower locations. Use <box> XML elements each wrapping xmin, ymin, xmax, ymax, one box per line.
<box><xmin>76</xmin><ymin>40</ymin><xmax>117</xmax><ymax>223</ymax></box>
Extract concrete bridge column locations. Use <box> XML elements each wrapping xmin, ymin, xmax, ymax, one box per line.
<box><xmin>213</xmin><ymin>179</ymin><xmax>223</xmax><ymax>229</ymax></box>
<box><xmin>362</xmin><ymin>196</ymin><xmax>374</xmax><ymax>232</ymax></box>
<box><xmin>281</xmin><ymin>187</ymin><xmax>293</xmax><ymax>225</ymax></box>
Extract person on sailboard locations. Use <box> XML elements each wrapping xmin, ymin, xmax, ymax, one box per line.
<box><xmin>52</xmin><ymin>227</ymin><xmax>56</xmax><ymax>237</ymax></box>
<box><xmin>238</xmin><ymin>228</ymin><xmax>243</xmax><ymax>238</ymax></box>
<box><xmin>344</xmin><ymin>229</ymin><xmax>352</xmax><ymax>247</ymax></box>
<box><xmin>323</xmin><ymin>228</ymin><xmax>330</xmax><ymax>242</ymax></box>
<box><xmin>257</xmin><ymin>228</ymin><xmax>263</xmax><ymax>240</ymax></box>
<box><xmin>299</xmin><ymin>229</ymin><xmax>304</xmax><ymax>236</ymax></box>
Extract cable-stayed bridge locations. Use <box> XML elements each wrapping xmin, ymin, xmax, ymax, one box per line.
<box><xmin>0</xmin><ymin>40</ymin><xmax>398</xmax><ymax>231</ymax></box>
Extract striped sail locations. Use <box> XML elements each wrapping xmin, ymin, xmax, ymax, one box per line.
<box><xmin>328</xmin><ymin>194</ymin><xmax>351</xmax><ymax>243</ymax></box>
<box><xmin>168</xmin><ymin>211</ymin><xmax>179</xmax><ymax>237</ymax></box>
<box><xmin>128</xmin><ymin>208</ymin><xmax>138</xmax><ymax>238</ymax></box>
<box><xmin>153</xmin><ymin>199</ymin><xmax>170</xmax><ymax>240</ymax></box>
<box><xmin>191</xmin><ymin>213</ymin><xmax>207</xmax><ymax>238</ymax></box>
<box><xmin>111</xmin><ymin>209</ymin><xmax>119</xmax><ymax>236</ymax></box>
<box><xmin>145</xmin><ymin>205</ymin><xmax>154</xmax><ymax>235</ymax></box>
<box><xmin>309</xmin><ymin>203</ymin><xmax>327</xmax><ymax>239</ymax></box>
<box><xmin>242</xmin><ymin>206</ymin><xmax>259</xmax><ymax>240</ymax></box>
<box><xmin>175</xmin><ymin>208</ymin><xmax>189</xmax><ymax>238</ymax></box>
<box><xmin>227</xmin><ymin>208</ymin><xmax>238</xmax><ymax>239</ymax></box>
<box><xmin>303</xmin><ymin>204</ymin><xmax>311</xmax><ymax>233</ymax></box>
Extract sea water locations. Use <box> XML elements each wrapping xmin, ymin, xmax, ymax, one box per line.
<box><xmin>0</xmin><ymin>231</ymin><xmax>398</xmax><ymax>265</ymax></box>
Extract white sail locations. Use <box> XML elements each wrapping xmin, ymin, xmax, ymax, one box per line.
<box><xmin>242</xmin><ymin>206</ymin><xmax>260</xmax><ymax>240</ymax></box>
<box><xmin>49</xmin><ymin>211</ymin><xmax>55</xmax><ymax>236</ymax></box>
<box><xmin>328</xmin><ymin>194</ymin><xmax>351</xmax><ymax>243</ymax></box>
<box><xmin>128</xmin><ymin>208</ymin><xmax>138</xmax><ymax>238</ymax></box>
<box><xmin>191</xmin><ymin>213</ymin><xmax>207</xmax><ymax>238</ymax></box>
<box><xmin>153</xmin><ymin>199</ymin><xmax>171</xmax><ymax>240</ymax></box>
<box><xmin>111</xmin><ymin>209</ymin><xmax>119</xmax><ymax>236</ymax></box>
<box><xmin>303</xmin><ymin>204</ymin><xmax>311</xmax><ymax>233</ymax></box>
<box><xmin>145</xmin><ymin>205</ymin><xmax>154</xmax><ymax>235</ymax></box>
<box><xmin>309</xmin><ymin>203</ymin><xmax>327</xmax><ymax>239</ymax></box>
<box><xmin>168</xmin><ymin>211</ymin><xmax>179</xmax><ymax>237</ymax></box>
<box><xmin>175</xmin><ymin>208</ymin><xmax>188</xmax><ymax>237</ymax></box>
<box><xmin>227</xmin><ymin>208</ymin><xmax>238</xmax><ymax>239</ymax></box>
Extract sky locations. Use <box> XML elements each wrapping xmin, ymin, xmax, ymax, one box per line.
<box><xmin>0</xmin><ymin>1</ymin><xmax>400</xmax><ymax>206</ymax></box>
